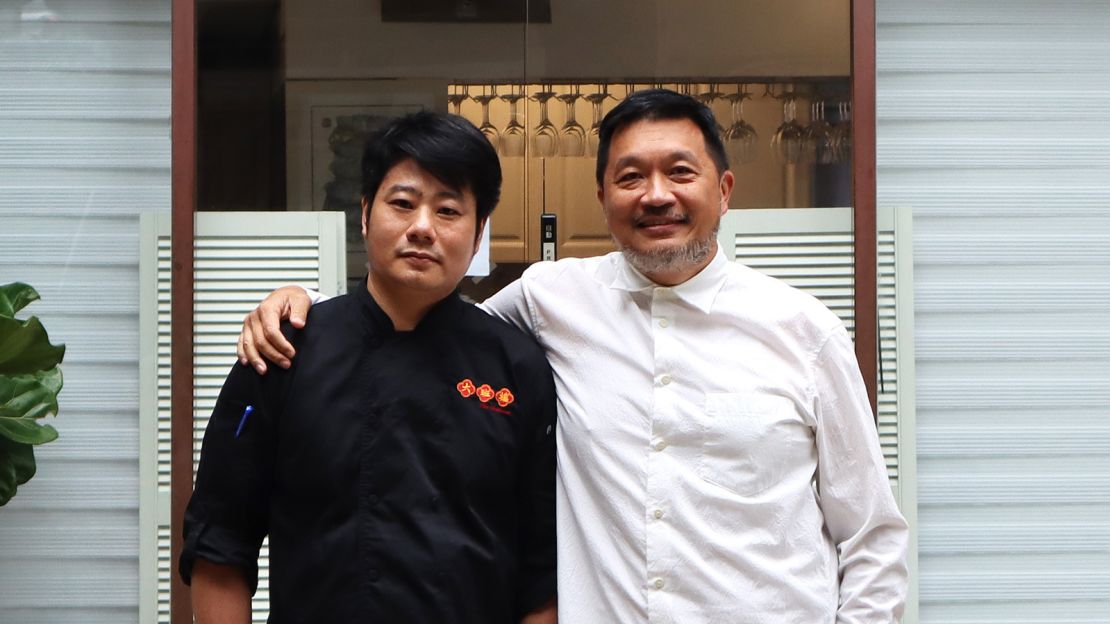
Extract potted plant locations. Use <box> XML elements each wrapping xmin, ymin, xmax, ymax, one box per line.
<box><xmin>0</xmin><ymin>282</ymin><xmax>65</xmax><ymax>507</ymax></box>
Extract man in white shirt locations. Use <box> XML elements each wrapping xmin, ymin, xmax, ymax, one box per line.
<box><xmin>238</xmin><ymin>90</ymin><xmax>909</xmax><ymax>623</ymax></box>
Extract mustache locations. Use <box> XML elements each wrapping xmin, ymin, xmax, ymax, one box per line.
<box><xmin>633</xmin><ymin>208</ymin><xmax>689</xmax><ymax>227</ymax></box>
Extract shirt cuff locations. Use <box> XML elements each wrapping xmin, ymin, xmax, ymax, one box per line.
<box><xmin>179</xmin><ymin>520</ymin><xmax>261</xmax><ymax>595</ymax></box>
<box><xmin>297</xmin><ymin>285</ymin><xmax>331</xmax><ymax>305</ymax></box>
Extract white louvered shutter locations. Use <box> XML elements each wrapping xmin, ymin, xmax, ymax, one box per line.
<box><xmin>139</xmin><ymin>211</ymin><xmax>346</xmax><ymax>623</ymax></box>
<box><xmin>717</xmin><ymin>207</ymin><xmax>918</xmax><ymax>619</ymax></box>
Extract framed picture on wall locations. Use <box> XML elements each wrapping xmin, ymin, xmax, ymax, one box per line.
<box><xmin>286</xmin><ymin>79</ymin><xmax>451</xmax><ymax>284</ymax></box>
<box><xmin>286</xmin><ymin>79</ymin><xmax>447</xmax><ymax>213</ymax></box>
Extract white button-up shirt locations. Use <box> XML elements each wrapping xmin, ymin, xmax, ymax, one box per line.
<box><xmin>482</xmin><ymin>249</ymin><xmax>909</xmax><ymax>624</ymax></box>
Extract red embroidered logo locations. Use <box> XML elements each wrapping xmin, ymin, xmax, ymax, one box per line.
<box><xmin>456</xmin><ymin>379</ymin><xmax>515</xmax><ymax>415</ymax></box>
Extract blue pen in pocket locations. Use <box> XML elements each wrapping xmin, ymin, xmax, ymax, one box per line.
<box><xmin>235</xmin><ymin>405</ymin><xmax>254</xmax><ymax>438</ymax></box>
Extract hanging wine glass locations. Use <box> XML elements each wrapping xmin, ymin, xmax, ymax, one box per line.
<box><xmin>723</xmin><ymin>85</ymin><xmax>758</xmax><ymax>165</ymax></box>
<box><xmin>446</xmin><ymin>84</ymin><xmax>468</xmax><ymax>117</ymax></box>
<box><xmin>471</xmin><ymin>85</ymin><xmax>501</xmax><ymax>153</ymax></box>
<box><xmin>584</xmin><ymin>84</ymin><xmax>612</xmax><ymax>157</ymax></box>
<box><xmin>804</xmin><ymin>100</ymin><xmax>836</xmax><ymax>165</ymax></box>
<box><xmin>556</xmin><ymin>86</ymin><xmax>586</xmax><ymax>157</ymax></box>
<box><xmin>771</xmin><ymin>90</ymin><xmax>805</xmax><ymax>164</ymax></box>
<box><xmin>499</xmin><ymin>85</ymin><xmax>527</xmax><ymax>158</ymax></box>
<box><xmin>830</xmin><ymin>100</ymin><xmax>852</xmax><ymax>164</ymax></box>
<box><xmin>531</xmin><ymin>88</ymin><xmax>559</xmax><ymax>158</ymax></box>
<box><xmin>694</xmin><ymin>83</ymin><xmax>726</xmax><ymax>140</ymax></box>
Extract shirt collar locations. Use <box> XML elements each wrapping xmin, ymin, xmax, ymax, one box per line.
<box><xmin>604</xmin><ymin>246</ymin><xmax>729</xmax><ymax>314</ymax></box>
<box><xmin>353</xmin><ymin>276</ymin><xmax>465</xmax><ymax>335</ymax></box>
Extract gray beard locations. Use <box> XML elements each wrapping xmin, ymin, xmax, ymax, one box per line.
<box><xmin>617</xmin><ymin>222</ymin><xmax>719</xmax><ymax>280</ymax></box>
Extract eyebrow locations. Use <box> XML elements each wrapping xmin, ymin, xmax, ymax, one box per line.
<box><xmin>611</xmin><ymin>150</ymin><xmax>700</xmax><ymax>173</ymax></box>
<box><xmin>385</xmin><ymin>184</ymin><xmax>464</xmax><ymax>201</ymax></box>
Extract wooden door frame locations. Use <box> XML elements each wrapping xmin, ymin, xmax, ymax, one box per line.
<box><xmin>169</xmin><ymin>1</ymin><xmax>879</xmax><ymax>620</ymax></box>
<box><xmin>170</xmin><ymin>0</ymin><xmax>195</xmax><ymax>622</ymax></box>
<box><xmin>852</xmin><ymin>0</ymin><xmax>879</xmax><ymax>413</ymax></box>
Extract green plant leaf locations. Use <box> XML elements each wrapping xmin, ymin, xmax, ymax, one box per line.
<box><xmin>0</xmin><ymin>368</ymin><xmax>61</xmax><ymax>445</ymax></box>
<box><xmin>0</xmin><ymin>283</ymin><xmax>40</xmax><ymax>318</ymax></box>
<box><xmin>0</xmin><ymin>438</ymin><xmax>36</xmax><ymax>507</ymax></box>
<box><xmin>0</xmin><ymin>368</ymin><xmax>63</xmax><ymax>421</ymax></box>
<box><xmin>0</xmin><ymin>315</ymin><xmax>66</xmax><ymax>375</ymax></box>
<box><xmin>0</xmin><ymin>417</ymin><xmax>58</xmax><ymax>445</ymax></box>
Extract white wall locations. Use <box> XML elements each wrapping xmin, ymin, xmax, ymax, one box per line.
<box><xmin>0</xmin><ymin>1</ymin><xmax>171</xmax><ymax>622</ymax></box>
<box><xmin>877</xmin><ymin>2</ymin><xmax>1110</xmax><ymax>621</ymax></box>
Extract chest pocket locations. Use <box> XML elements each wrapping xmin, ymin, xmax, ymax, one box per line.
<box><xmin>697</xmin><ymin>392</ymin><xmax>810</xmax><ymax>496</ymax></box>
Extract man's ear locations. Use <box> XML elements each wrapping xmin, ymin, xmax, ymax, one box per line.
<box><xmin>360</xmin><ymin>196</ymin><xmax>371</xmax><ymax>237</ymax></box>
<box><xmin>473</xmin><ymin>217</ymin><xmax>489</xmax><ymax>255</ymax></box>
<box><xmin>718</xmin><ymin>170</ymin><xmax>735</xmax><ymax>216</ymax></box>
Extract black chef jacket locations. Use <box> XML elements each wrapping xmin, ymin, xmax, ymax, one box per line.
<box><xmin>180</xmin><ymin>282</ymin><xmax>557</xmax><ymax>623</ymax></box>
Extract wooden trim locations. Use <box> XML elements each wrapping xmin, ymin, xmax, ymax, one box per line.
<box><xmin>170</xmin><ymin>0</ymin><xmax>196</xmax><ymax>622</ymax></box>
<box><xmin>851</xmin><ymin>0</ymin><xmax>879</xmax><ymax>415</ymax></box>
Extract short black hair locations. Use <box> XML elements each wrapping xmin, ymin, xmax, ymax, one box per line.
<box><xmin>595</xmin><ymin>88</ymin><xmax>730</xmax><ymax>185</ymax></box>
<box><xmin>361</xmin><ymin>111</ymin><xmax>502</xmax><ymax>230</ymax></box>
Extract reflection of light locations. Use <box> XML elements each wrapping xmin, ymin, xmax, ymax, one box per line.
<box><xmin>21</xmin><ymin>0</ymin><xmax>58</xmax><ymax>22</ymax></box>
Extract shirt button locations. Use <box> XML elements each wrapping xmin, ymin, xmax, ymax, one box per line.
<box><xmin>653</xmin><ymin>508</ymin><xmax>664</xmax><ymax>519</ymax></box>
<box><xmin>368</xmin><ymin>568</ymin><xmax>381</xmax><ymax>582</ymax></box>
<box><xmin>660</xmin><ymin>374</ymin><xmax>672</xmax><ymax>386</ymax></box>
<box><xmin>653</xmin><ymin>578</ymin><xmax>665</xmax><ymax>590</ymax></box>
<box><xmin>368</xmin><ymin>494</ymin><xmax>380</xmax><ymax>506</ymax></box>
<box><xmin>658</xmin><ymin>318</ymin><xmax>669</xmax><ymax>328</ymax></box>
<box><xmin>652</xmin><ymin>439</ymin><xmax>667</xmax><ymax>452</ymax></box>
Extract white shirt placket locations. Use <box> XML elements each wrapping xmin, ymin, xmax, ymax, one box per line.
<box><xmin>645</xmin><ymin>286</ymin><xmax>680</xmax><ymax>622</ymax></box>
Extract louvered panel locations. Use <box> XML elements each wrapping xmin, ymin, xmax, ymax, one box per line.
<box><xmin>156</xmin><ymin>525</ymin><xmax>171</xmax><ymax>623</ymax></box>
<box><xmin>143</xmin><ymin>212</ymin><xmax>345</xmax><ymax>623</ymax></box>
<box><xmin>0</xmin><ymin>38</ymin><xmax>170</xmax><ymax>73</ymax></box>
<box><xmin>30</xmin><ymin>425</ymin><xmax>139</xmax><ymax>461</ymax></box>
<box><xmin>0</xmin><ymin>87</ymin><xmax>169</xmax><ymax>120</ymax></box>
<box><xmin>879</xmin><ymin>2</ymin><xmax>1110</xmax><ymax>621</ymax></box>
<box><xmin>878</xmin><ymin>133</ymin><xmax>1110</xmax><ymax>170</ymax></box>
<box><xmin>0</xmin><ymin>215</ymin><xmax>141</xmax><ymax>266</ymax></box>
<box><xmin>879</xmin><ymin>0</ymin><xmax>1110</xmax><ymax>25</ymax></box>
<box><xmin>919</xmin><ymin>506</ymin><xmax>1110</xmax><ymax>555</ymax></box>
<box><xmin>879</xmin><ymin>88</ymin><xmax>1110</xmax><ymax>122</ymax></box>
<box><xmin>0</xmin><ymin>136</ymin><xmax>169</xmax><ymax>169</ymax></box>
<box><xmin>0</xmin><ymin>559</ymin><xmax>138</xmax><ymax>609</ymax></box>
<box><xmin>17</xmin><ymin>0</ymin><xmax>171</xmax><ymax>23</ymax></box>
<box><xmin>0</xmin><ymin>510</ymin><xmax>136</xmax><ymax>558</ymax></box>
<box><xmin>873</xmin><ymin>170</ymin><xmax>1110</xmax><ymax>217</ymax></box>
<box><xmin>6</xmin><ymin>266</ymin><xmax>143</xmax><ymax>315</ymax></box>
<box><xmin>4</xmin><ymin>470</ymin><xmax>137</xmax><ymax>510</ymax></box>
<box><xmin>0</xmin><ymin>185</ymin><xmax>170</xmax><ymax>216</ymax></box>
<box><xmin>7</xmin><ymin>316</ymin><xmax>138</xmax><ymax>364</ymax></box>
<box><xmin>878</xmin><ymin>39</ymin><xmax>1110</xmax><ymax>75</ymax></box>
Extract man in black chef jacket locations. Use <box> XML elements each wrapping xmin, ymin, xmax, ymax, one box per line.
<box><xmin>179</xmin><ymin>111</ymin><xmax>558</xmax><ymax>624</ymax></box>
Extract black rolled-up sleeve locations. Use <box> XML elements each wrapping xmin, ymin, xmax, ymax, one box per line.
<box><xmin>179</xmin><ymin>360</ymin><xmax>279</xmax><ymax>594</ymax></box>
<box><xmin>513</xmin><ymin>358</ymin><xmax>558</xmax><ymax>618</ymax></box>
